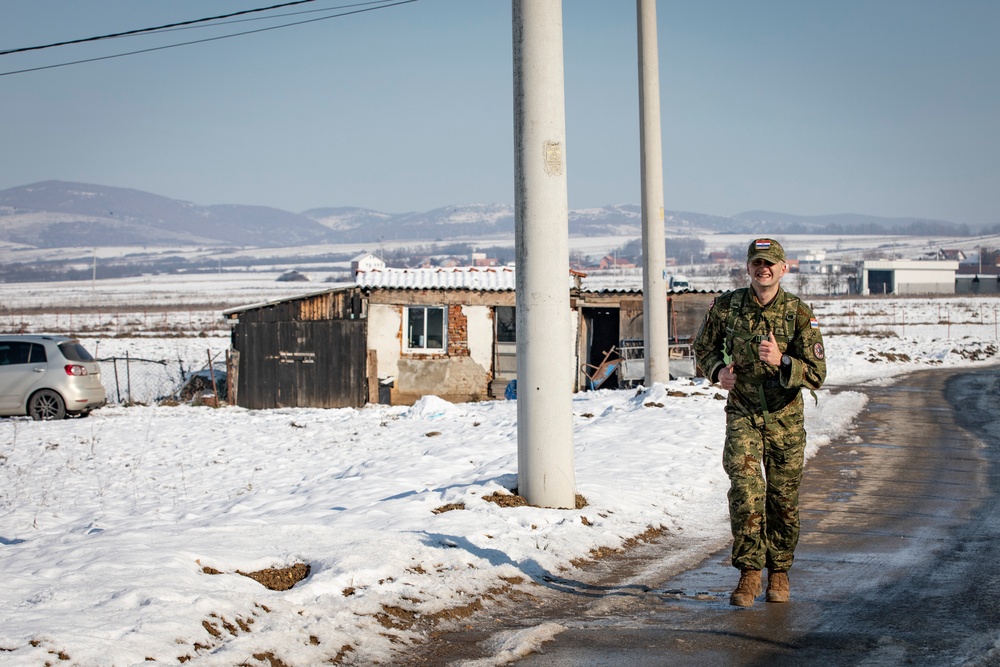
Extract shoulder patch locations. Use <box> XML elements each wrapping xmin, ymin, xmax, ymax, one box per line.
<box><xmin>810</xmin><ymin>317</ymin><xmax>819</xmax><ymax>329</ymax></box>
<box><xmin>814</xmin><ymin>342</ymin><xmax>825</xmax><ymax>359</ymax></box>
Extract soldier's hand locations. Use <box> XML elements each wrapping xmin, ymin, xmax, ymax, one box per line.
<box><xmin>719</xmin><ymin>362</ymin><xmax>736</xmax><ymax>390</ymax></box>
<box><xmin>759</xmin><ymin>331</ymin><xmax>782</xmax><ymax>366</ymax></box>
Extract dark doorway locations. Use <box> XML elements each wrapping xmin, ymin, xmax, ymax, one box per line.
<box><xmin>583</xmin><ymin>308</ymin><xmax>620</xmax><ymax>390</ymax></box>
<box><xmin>491</xmin><ymin>306</ymin><xmax>517</xmax><ymax>398</ymax></box>
<box><xmin>868</xmin><ymin>270</ymin><xmax>893</xmax><ymax>295</ymax></box>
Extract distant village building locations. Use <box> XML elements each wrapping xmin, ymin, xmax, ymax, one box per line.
<box><xmin>707</xmin><ymin>251</ymin><xmax>730</xmax><ymax>264</ymax></box>
<box><xmin>598</xmin><ymin>255</ymin><xmax>636</xmax><ymax>270</ymax></box>
<box><xmin>351</xmin><ymin>252</ymin><xmax>385</xmax><ymax>276</ymax></box>
<box><xmin>796</xmin><ymin>259</ymin><xmax>835</xmax><ymax>275</ymax></box>
<box><xmin>470</xmin><ymin>252</ymin><xmax>499</xmax><ymax>267</ymax></box>
<box><xmin>790</xmin><ymin>251</ymin><xmax>829</xmax><ymax>275</ymax></box>
<box><xmin>936</xmin><ymin>249</ymin><xmax>967</xmax><ymax>262</ymax></box>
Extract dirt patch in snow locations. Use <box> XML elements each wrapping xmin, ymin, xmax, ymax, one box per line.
<box><xmin>201</xmin><ymin>562</ymin><xmax>311</xmax><ymax>591</ymax></box>
<box><xmin>483</xmin><ymin>489</ymin><xmax>588</xmax><ymax>509</ymax></box>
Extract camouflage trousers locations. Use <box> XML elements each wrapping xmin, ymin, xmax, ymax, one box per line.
<box><xmin>723</xmin><ymin>406</ymin><xmax>807</xmax><ymax>572</ymax></box>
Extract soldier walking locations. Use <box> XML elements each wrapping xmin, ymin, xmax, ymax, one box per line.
<box><xmin>694</xmin><ymin>238</ymin><xmax>827</xmax><ymax>607</ymax></box>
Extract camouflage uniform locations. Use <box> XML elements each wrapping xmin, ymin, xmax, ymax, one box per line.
<box><xmin>694</xmin><ymin>283</ymin><xmax>826</xmax><ymax>572</ymax></box>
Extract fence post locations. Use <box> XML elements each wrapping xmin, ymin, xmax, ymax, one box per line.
<box><xmin>113</xmin><ymin>358</ymin><xmax>122</xmax><ymax>404</ymax></box>
<box><xmin>126</xmin><ymin>350</ymin><xmax>132</xmax><ymax>405</ymax></box>
<box><xmin>208</xmin><ymin>349</ymin><xmax>220</xmax><ymax>407</ymax></box>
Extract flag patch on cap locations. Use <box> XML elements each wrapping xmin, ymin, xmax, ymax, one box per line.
<box><xmin>755</xmin><ymin>240</ymin><xmax>771</xmax><ymax>250</ymax></box>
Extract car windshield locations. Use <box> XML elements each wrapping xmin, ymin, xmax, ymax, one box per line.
<box><xmin>59</xmin><ymin>341</ymin><xmax>95</xmax><ymax>362</ymax></box>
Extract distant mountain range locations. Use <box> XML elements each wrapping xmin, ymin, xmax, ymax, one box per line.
<box><xmin>0</xmin><ymin>180</ymin><xmax>978</xmax><ymax>250</ymax></box>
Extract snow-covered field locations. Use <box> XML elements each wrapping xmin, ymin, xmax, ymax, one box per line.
<box><xmin>2</xmin><ymin>275</ymin><xmax>1000</xmax><ymax>666</ymax></box>
<box><xmin>0</xmin><ymin>272</ymin><xmax>337</xmax><ymax>314</ymax></box>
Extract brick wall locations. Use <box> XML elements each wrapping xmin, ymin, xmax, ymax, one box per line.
<box><xmin>447</xmin><ymin>305</ymin><xmax>469</xmax><ymax>357</ymax></box>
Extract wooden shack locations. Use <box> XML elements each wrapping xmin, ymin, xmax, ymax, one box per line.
<box><xmin>224</xmin><ymin>286</ymin><xmax>368</xmax><ymax>410</ymax></box>
<box><xmin>224</xmin><ymin>269</ymin><xmax>719</xmax><ymax>409</ymax></box>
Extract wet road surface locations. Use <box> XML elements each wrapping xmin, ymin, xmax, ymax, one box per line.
<box><xmin>407</xmin><ymin>366</ymin><xmax>1000</xmax><ymax>666</ymax></box>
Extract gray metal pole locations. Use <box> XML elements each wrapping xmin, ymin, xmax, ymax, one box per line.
<box><xmin>637</xmin><ymin>0</ymin><xmax>670</xmax><ymax>383</ymax></box>
<box><xmin>512</xmin><ymin>0</ymin><xmax>577</xmax><ymax>509</ymax></box>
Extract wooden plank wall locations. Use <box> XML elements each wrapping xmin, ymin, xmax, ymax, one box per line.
<box><xmin>232</xmin><ymin>319</ymin><xmax>367</xmax><ymax>409</ymax></box>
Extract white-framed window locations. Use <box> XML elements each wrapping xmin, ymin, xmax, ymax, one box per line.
<box><xmin>406</xmin><ymin>306</ymin><xmax>447</xmax><ymax>351</ymax></box>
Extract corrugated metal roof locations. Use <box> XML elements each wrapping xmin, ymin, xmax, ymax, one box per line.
<box><xmin>224</xmin><ymin>268</ymin><xmax>718</xmax><ymax>315</ymax></box>
<box><xmin>356</xmin><ymin>267</ymin><xmax>517</xmax><ymax>291</ymax></box>
<box><xmin>577</xmin><ymin>275</ymin><xmax>712</xmax><ymax>295</ymax></box>
<box><xmin>580</xmin><ymin>275</ymin><xmax>643</xmax><ymax>293</ymax></box>
<box><xmin>353</xmin><ymin>267</ymin><xmax>715</xmax><ymax>293</ymax></box>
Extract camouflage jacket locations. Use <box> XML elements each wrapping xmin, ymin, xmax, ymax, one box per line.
<box><xmin>693</xmin><ymin>287</ymin><xmax>826</xmax><ymax>418</ymax></box>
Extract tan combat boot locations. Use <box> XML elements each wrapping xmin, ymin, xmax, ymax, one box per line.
<box><xmin>729</xmin><ymin>569</ymin><xmax>762</xmax><ymax>607</ymax></box>
<box><xmin>766</xmin><ymin>570</ymin><xmax>790</xmax><ymax>603</ymax></box>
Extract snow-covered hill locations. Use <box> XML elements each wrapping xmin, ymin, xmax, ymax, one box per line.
<box><xmin>3</xmin><ymin>180</ymin><xmax>981</xmax><ymax>253</ymax></box>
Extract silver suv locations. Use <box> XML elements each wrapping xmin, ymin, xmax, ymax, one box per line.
<box><xmin>0</xmin><ymin>335</ymin><xmax>106</xmax><ymax>420</ymax></box>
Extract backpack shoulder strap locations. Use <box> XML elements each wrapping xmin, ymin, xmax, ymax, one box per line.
<box><xmin>723</xmin><ymin>289</ymin><xmax>747</xmax><ymax>364</ymax></box>
<box><xmin>780</xmin><ymin>292</ymin><xmax>800</xmax><ymax>339</ymax></box>
<box><xmin>725</xmin><ymin>289</ymin><xmax>746</xmax><ymax>333</ymax></box>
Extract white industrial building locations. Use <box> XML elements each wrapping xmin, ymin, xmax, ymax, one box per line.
<box><xmin>861</xmin><ymin>260</ymin><xmax>959</xmax><ymax>295</ymax></box>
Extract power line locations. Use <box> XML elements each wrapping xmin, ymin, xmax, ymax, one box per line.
<box><xmin>0</xmin><ymin>0</ymin><xmax>417</xmax><ymax>77</ymax></box>
<box><xmin>0</xmin><ymin>0</ymin><xmax>319</xmax><ymax>57</ymax></box>
<box><xmin>125</xmin><ymin>1</ymin><xmax>403</xmax><ymax>39</ymax></box>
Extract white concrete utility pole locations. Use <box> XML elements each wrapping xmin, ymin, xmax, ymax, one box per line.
<box><xmin>637</xmin><ymin>0</ymin><xmax>670</xmax><ymax>383</ymax></box>
<box><xmin>511</xmin><ymin>0</ymin><xmax>577</xmax><ymax>509</ymax></box>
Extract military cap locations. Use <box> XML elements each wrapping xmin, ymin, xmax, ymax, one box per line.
<box><xmin>747</xmin><ymin>238</ymin><xmax>785</xmax><ymax>264</ymax></box>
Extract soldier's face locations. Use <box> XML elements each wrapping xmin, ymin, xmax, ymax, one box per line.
<box><xmin>747</xmin><ymin>258</ymin><xmax>787</xmax><ymax>288</ymax></box>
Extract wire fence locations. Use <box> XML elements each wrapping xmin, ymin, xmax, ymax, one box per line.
<box><xmin>817</xmin><ymin>301</ymin><xmax>1000</xmax><ymax>339</ymax></box>
<box><xmin>98</xmin><ymin>351</ymin><xmax>227</xmax><ymax>406</ymax></box>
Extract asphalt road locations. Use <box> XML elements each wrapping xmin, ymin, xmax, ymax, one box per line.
<box><xmin>408</xmin><ymin>366</ymin><xmax>1000</xmax><ymax>667</ymax></box>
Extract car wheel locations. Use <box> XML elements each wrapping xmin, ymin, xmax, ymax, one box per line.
<box><xmin>29</xmin><ymin>390</ymin><xmax>66</xmax><ymax>421</ymax></box>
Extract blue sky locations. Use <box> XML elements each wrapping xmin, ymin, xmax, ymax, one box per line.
<box><xmin>1</xmin><ymin>0</ymin><xmax>997</xmax><ymax>225</ymax></box>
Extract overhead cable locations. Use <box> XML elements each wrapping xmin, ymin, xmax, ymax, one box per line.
<box><xmin>126</xmin><ymin>1</ymin><xmax>401</xmax><ymax>38</ymax></box>
<box><xmin>0</xmin><ymin>0</ymin><xmax>417</xmax><ymax>77</ymax></box>
<box><xmin>0</xmin><ymin>0</ymin><xmax>318</xmax><ymax>56</ymax></box>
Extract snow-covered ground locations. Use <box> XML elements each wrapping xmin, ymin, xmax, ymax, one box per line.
<box><xmin>0</xmin><ymin>272</ymin><xmax>338</xmax><ymax>313</ymax></box>
<box><xmin>2</xmin><ymin>276</ymin><xmax>1000</xmax><ymax>666</ymax></box>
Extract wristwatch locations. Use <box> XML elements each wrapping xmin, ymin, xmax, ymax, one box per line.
<box><xmin>781</xmin><ymin>354</ymin><xmax>791</xmax><ymax>367</ymax></box>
